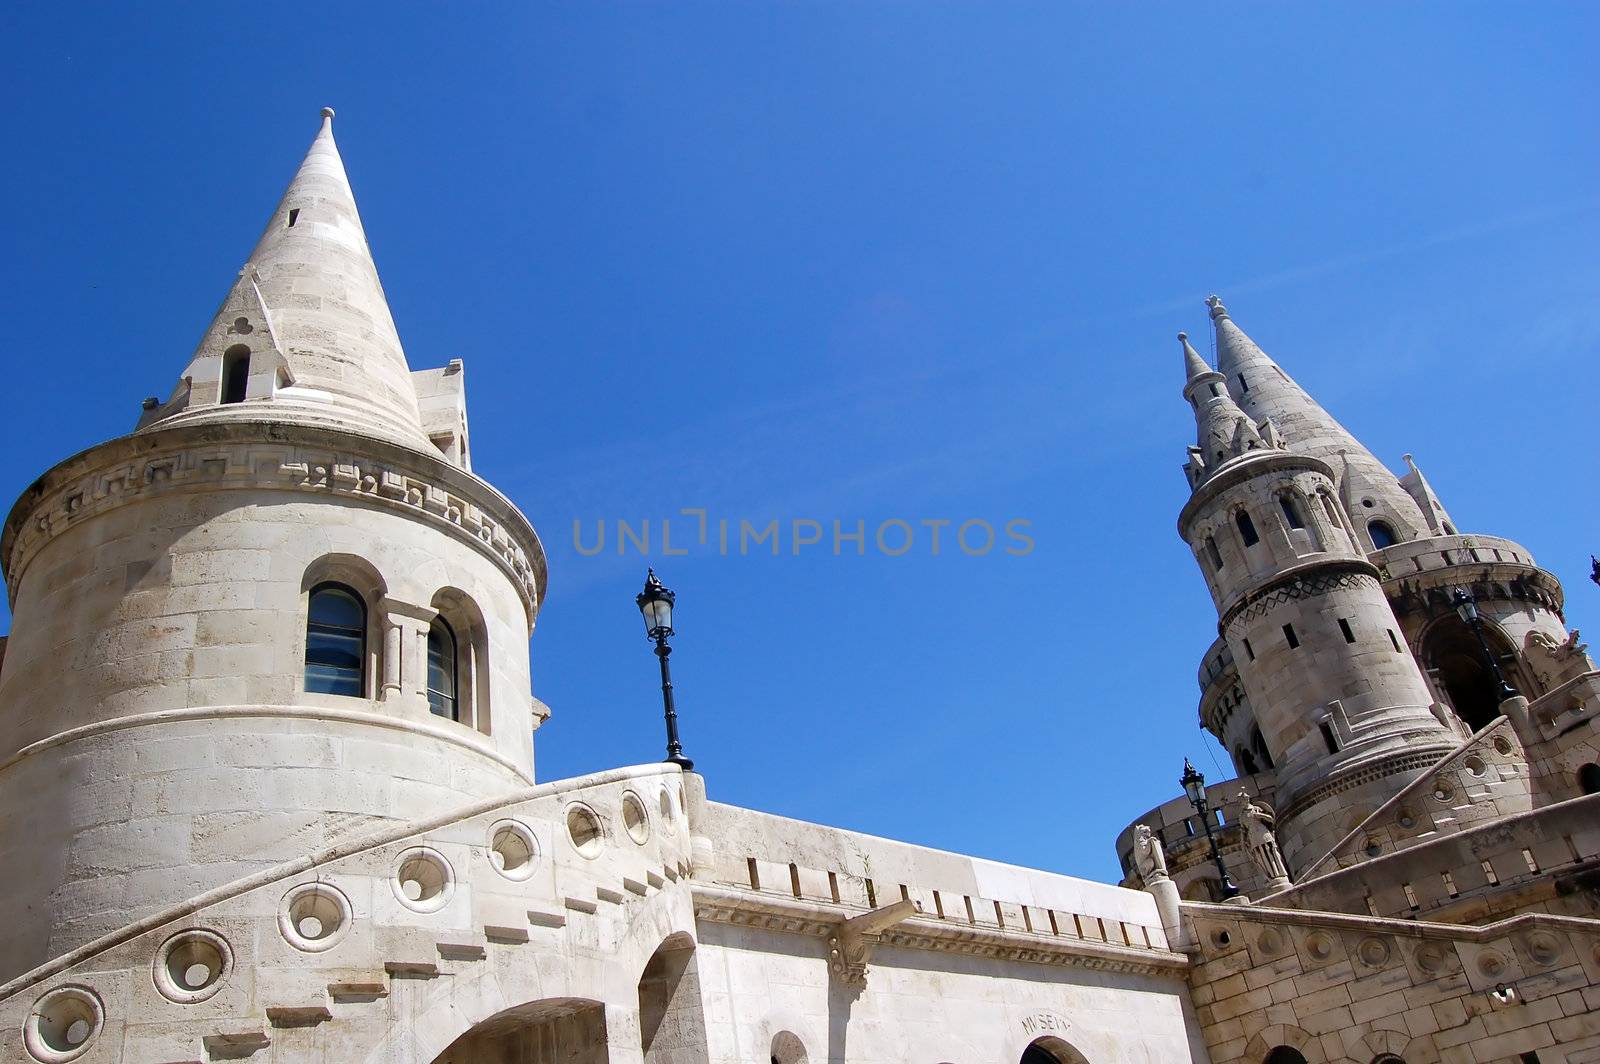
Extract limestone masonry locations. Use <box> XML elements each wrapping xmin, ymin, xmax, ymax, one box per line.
<box><xmin>0</xmin><ymin>112</ymin><xmax>1595</xmax><ymax>1064</ymax></box>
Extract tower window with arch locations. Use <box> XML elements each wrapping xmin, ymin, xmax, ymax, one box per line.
<box><xmin>305</xmin><ymin>583</ymin><xmax>366</xmax><ymax>696</ymax></box>
<box><xmin>426</xmin><ymin>617</ymin><xmax>458</xmax><ymax>720</ymax></box>
<box><xmin>1368</xmin><ymin>519</ymin><xmax>1399</xmax><ymax>549</ymax></box>
<box><xmin>1278</xmin><ymin>494</ymin><xmax>1305</xmax><ymax>529</ymax></box>
<box><xmin>428</xmin><ymin>588</ymin><xmax>492</xmax><ymax>734</ymax></box>
<box><xmin>1249</xmin><ymin>724</ymin><xmax>1274</xmax><ymax>770</ymax></box>
<box><xmin>221</xmin><ymin>344</ymin><xmax>251</xmax><ymax>404</ymax></box>
<box><xmin>1236</xmin><ymin>509</ymin><xmax>1260</xmax><ymax>547</ymax></box>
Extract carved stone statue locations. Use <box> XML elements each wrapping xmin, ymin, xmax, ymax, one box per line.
<box><xmin>1237</xmin><ymin>791</ymin><xmax>1291</xmax><ymax>889</ymax></box>
<box><xmin>1525</xmin><ymin>628</ymin><xmax>1594</xmax><ymax>692</ymax></box>
<box><xmin>1133</xmin><ymin>823</ymin><xmax>1169</xmax><ymax>885</ymax></box>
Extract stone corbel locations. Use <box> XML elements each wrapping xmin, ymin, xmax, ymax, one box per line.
<box><xmin>827</xmin><ymin>898</ymin><xmax>921</xmax><ymax>990</ymax></box>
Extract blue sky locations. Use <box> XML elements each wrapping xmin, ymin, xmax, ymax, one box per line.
<box><xmin>2</xmin><ymin>4</ymin><xmax>1596</xmax><ymax>883</ymax></box>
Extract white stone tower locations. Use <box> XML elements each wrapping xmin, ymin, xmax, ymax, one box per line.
<box><xmin>0</xmin><ymin>110</ymin><xmax>547</xmax><ymax>982</ymax></box>
<box><xmin>1175</xmin><ymin>303</ymin><xmax>1458</xmax><ymax>871</ymax></box>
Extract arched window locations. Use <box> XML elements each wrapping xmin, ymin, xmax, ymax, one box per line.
<box><xmin>1279</xmin><ymin>495</ymin><xmax>1305</xmax><ymax>529</ymax></box>
<box><xmin>1578</xmin><ymin>763</ymin><xmax>1600</xmax><ymax>795</ymax></box>
<box><xmin>305</xmin><ymin>583</ymin><xmax>366</xmax><ymax>696</ymax></box>
<box><xmin>1368</xmin><ymin>520</ymin><xmax>1398</xmax><ymax>549</ymax></box>
<box><xmin>427</xmin><ymin>617</ymin><xmax>458</xmax><ymax>720</ymax></box>
<box><xmin>1236</xmin><ymin>510</ymin><xmax>1260</xmax><ymax>547</ymax></box>
<box><xmin>1250</xmin><ymin>725</ymin><xmax>1275</xmax><ymax>770</ymax></box>
<box><xmin>1239</xmin><ymin>748</ymin><xmax>1259</xmax><ymax>775</ymax></box>
<box><xmin>1205</xmin><ymin>535</ymin><xmax>1224</xmax><ymax>571</ymax></box>
<box><xmin>221</xmin><ymin>344</ymin><xmax>251</xmax><ymax>404</ymax></box>
<box><xmin>1264</xmin><ymin>1049</ymin><xmax>1308</xmax><ymax>1064</ymax></box>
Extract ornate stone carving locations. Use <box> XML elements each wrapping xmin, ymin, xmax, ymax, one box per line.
<box><xmin>1</xmin><ymin>422</ymin><xmax>546</xmax><ymax>620</ymax></box>
<box><xmin>1133</xmin><ymin>824</ymin><xmax>1169</xmax><ymax>885</ymax></box>
<box><xmin>826</xmin><ymin>898</ymin><xmax>921</xmax><ymax>991</ymax></box>
<box><xmin>1525</xmin><ymin>629</ymin><xmax>1595</xmax><ymax>691</ymax></box>
<box><xmin>1237</xmin><ymin>791</ymin><xmax>1291</xmax><ymax>890</ymax></box>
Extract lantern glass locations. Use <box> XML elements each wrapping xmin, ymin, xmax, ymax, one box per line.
<box><xmin>1180</xmin><ymin>760</ymin><xmax>1206</xmax><ymax>806</ymax></box>
<box><xmin>641</xmin><ymin>596</ymin><xmax>673</xmax><ymax>636</ymax></box>
<box><xmin>1452</xmin><ymin>588</ymin><xmax>1478</xmax><ymax>625</ymax></box>
<box><xmin>637</xmin><ymin>571</ymin><xmax>675</xmax><ymax>638</ymax></box>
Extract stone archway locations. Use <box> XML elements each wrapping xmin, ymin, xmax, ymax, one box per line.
<box><xmin>1021</xmin><ymin>1035</ymin><xmax>1090</xmax><ymax>1064</ymax></box>
<box><xmin>428</xmin><ymin>997</ymin><xmax>608</xmax><ymax>1063</ymax></box>
<box><xmin>1421</xmin><ymin>615</ymin><xmax>1524</xmax><ymax>732</ymax></box>
<box><xmin>1244</xmin><ymin>1023</ymin><xmax>1322</xmax><ymax>1064</ymax></box>
<box><xmin>638</xmin><ymin>931</ymin><xmax>709</xmax><ymax>1064</ymax></box>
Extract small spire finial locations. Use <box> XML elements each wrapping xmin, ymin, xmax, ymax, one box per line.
<box><xmin>321</xmin><ymin>106</ymin><xmax>336</xmax><ymax>120</ymax></box>
<box><xmin>1177</xmin><ymin>331</ymin><xmax>1188</xmax><ymax>342</ymax></box>
<box><xmin>1205</xmin><ymin>294</ymin><xmax>1228</xmax><ymax>321</ymax></box>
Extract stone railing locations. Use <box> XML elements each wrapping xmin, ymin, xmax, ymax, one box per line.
<box><xmin>1295</xmin><ymin>717</ymin><xmax>1530</xmax><ymax>881</ymax></box>
<box><xmin>702</xmin><ymin>804</ymin><xmax>1176</xmax><ymax>973</ymax></box>
<box><xmin>1266</xmin><ymin>791</ymin><xmax>1600</xmax><ymax>920</ymax></box>
<box><xmin>0</xmin><ymin>763</ymin><xmax>694</xmax><ymax>1063</ymax></box>
<box><xmin>1370</xmin><ymin>533</ymin><xmax>1537</xmax><ymax>579</ymax></box>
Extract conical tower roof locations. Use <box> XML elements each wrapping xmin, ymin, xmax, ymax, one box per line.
<box><xmin>1179</xmin><ymin>331</ymin><xmax>1268</xmax><ymax>485</ymax></box>
<box><xmin>139</xmin><ymin>109</ymin><xmax>430</xmax><ymax>449</ymax></box>
<box><xmin>1205</xmin><ymin>296</ymin><xmax>1430</xmax><ymax>543</ymax></box>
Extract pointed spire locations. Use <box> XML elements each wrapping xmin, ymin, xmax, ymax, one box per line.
<box><xmin>1180</xmin><ymin>331</ymin><xmax>1211</xmax><ymax>383</ymax></box>
<box><xmin>1205</xmin><ymin>296</ymin><xmax>1431</xmax><ymax>543</ymax></box>
<box><xmin>1179</xmin><ymin>331</ymin><xmax>1271</xmax><ymax>487</ymax></box>
<box><xmin>140</xmin><ymin>109</ymin><xmax>431</xmax><ymax>448</ymax></box>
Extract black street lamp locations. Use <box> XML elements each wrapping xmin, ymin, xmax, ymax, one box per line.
<box><xmin>1451</xmin><ymin>586</ymin><xmax>1519</xmax><ymax>704</ymax></box>
<box><xmin>637</xmin><ymin>569</ymin><xmax>694</xmax><ymax>771</ymax></box>
<box><xmin>1180</xmin><ymin>758</ymin><xmax>1238</xmax><ymax>899</ymax></box>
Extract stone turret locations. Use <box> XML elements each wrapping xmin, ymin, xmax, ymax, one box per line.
<box><xmin>0</xmin><ymin>112</ymin><xmax>547</xmax><ymax>982</ymax></box>
<box><xmin>1207</xmin><ymin>296</ymin><xmax>1432</xmax><ymax>552</ymax></box>
<box><xmin>138</xmin><ymin>108</ymin><xmax>433</xmax><ymax>451</ymax></box>
<box><xmin>1177</xmin><ymin>309</ymin><xmax>1457</xmax><ymax>873</ymax></box>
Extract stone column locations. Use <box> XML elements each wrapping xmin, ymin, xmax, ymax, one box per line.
<box><xmin>378</xmin><ymin>598</ymin><xmax>437</xmax><ymax>712</ymax></box>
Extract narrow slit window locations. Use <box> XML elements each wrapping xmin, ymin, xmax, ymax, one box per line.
<box><xmin>1283</xmin><ymin>623</ymin><xmax>1299</xmax><ymax>649</ymax></box>
<box><xmin>1209</xmin><ymin>382</ymin><xmax>1221</xmax><ymax>397</ymax></box>
<box><xmin>287</xmin><ymin>207</ymin><xmax>300</xmax><ymax>227</ymax></box>
<box><xmin>1237</xmin><ymin>373</ymin><xmax>1249</xmax><ymax>394</ymax></box>
<box><xmin>1279</xmin><ymin>496</ymin><xmax>1305</xmax><ymax>529</ymax></box>
<box><xmin>1205</xmin><ymin>535</ymin><xmax>1224</xmax><ymax>571</ymax></box>
<box><xmin>426</xmin><ymin>616</ymin><xmax>459</xmax><ymax>720</ymax></box>
<box><xmin>220</xmin><ymin>344</ymin><xmax>251</xmax><ymax>404</ymax></box>
<box><xmin>1319</xmin><ymin>720</ymin><xmax>1339</xmax><ymax>753</ymax></box>
<box><xmin>1242</xmin><ymin>637</ymin><xmax>1255</xmax><ymax>661</ymax></box>
<box><xmin>1387</xmin><ymin>629</ymin><xmax>1402</xmax><ymax>653</ymax></box>
<box><xmin>1338</xmin><ymin>618</ymin><xmax>1355</xmax><ymax>643</ymax></box>
<box><xmin>1236</xmin><ymin>510</ymin><xmax>1259</xmax><ymax>547</ymax></box>
<box><xmin>305</xmin><ymin>584</ymin><xmax>365</xmax><ymax>696</ymax></box>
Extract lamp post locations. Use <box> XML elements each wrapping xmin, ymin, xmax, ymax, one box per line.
<box><xmin>637</xmin><ymin>569</ymin><xmax>694</xmax><ymax>771</ymax></box>
<box><xmin>1451</xmin><ymin>586</ymin><xmax>1519</xmax><ymax>704</ymax></box>
<box><xmin>1180</xmin><ymin>758</ymin><xmax>1237</xmax><ymax>899</ymax></box>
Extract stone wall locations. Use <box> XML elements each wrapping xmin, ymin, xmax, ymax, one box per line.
<box><xmin>1181</xmin><ymin>898</ymin><xmax>1600</xmax><ymax>1063</ymax></box>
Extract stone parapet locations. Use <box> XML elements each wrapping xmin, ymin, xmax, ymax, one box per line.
<box><xmin>1</xmin><ymin>420</ymin><xmax>546</xmax><ymax>622</ymax></box>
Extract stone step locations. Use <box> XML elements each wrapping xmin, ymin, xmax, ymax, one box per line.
<box><xmin>328</xmin><ymin>977</ymin><xmax>389</xmax><ymax>1003</ymax></box>
<box><xmin>203</xmin><ymin>1029</ymin><xmax>270</xmax><ymax>1059</ymax></box>
<box><xmin>437</xmin><ymin>932</ymin><xmax>488</xmax><ymax>961</ymax></box>
<box><xmin>266</xmin><ymin>1005</ymin><xmax>333</xmax><ymax>1028</ymax></box>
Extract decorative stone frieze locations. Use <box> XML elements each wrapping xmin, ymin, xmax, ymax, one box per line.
<box><xmin>1</xmin><ymin>420</ymin><xmax>546</xmax><ymax>623</ymax></box>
